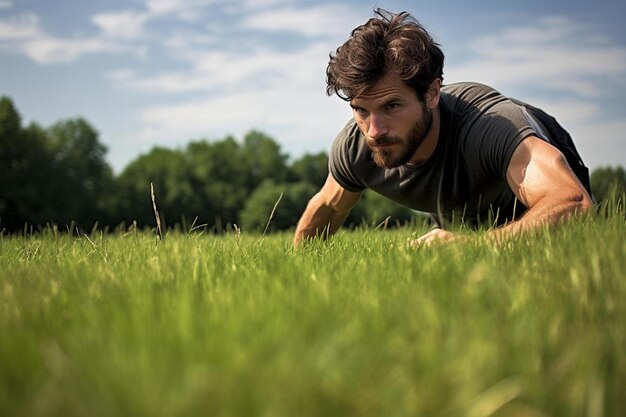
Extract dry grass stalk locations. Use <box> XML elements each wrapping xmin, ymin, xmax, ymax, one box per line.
<box><xmin>261</xmin><ymin>192</ymin><xmax>283</xmax><ymax>239</ymax></box>
<box><xmin>150</xmin><ymin>182</ymin><xmax>163</xmax><ymax>241</ymax></box>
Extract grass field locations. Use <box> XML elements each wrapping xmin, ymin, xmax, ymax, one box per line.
<box><xmin>1</xmin><ymin>204</ymin><xmax>625</xmax><ymax>416</ymax></box>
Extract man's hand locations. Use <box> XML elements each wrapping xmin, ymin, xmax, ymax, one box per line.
<box><xmin>408</xmin><ymin>228</ymin><xmax>463</xmax><ymax>248</ymax></box>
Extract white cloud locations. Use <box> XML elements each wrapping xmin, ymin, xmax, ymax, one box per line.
<box><xmin>0</xmin><ymin>13</ymin><xmax>41</xmax><ymax>40</ymax></box>
<box><xmin>0</xmin><ymin>12</ymin><xmax>140</xmax><ymax>64</ymax></box>
<box><xmin>107</xmin><ymin>68</ymin><xmax>137</xmax><ymax>82</ymax></box>
<box><xmin>0</xmin><ymin>2</ymin><xmax>362</xmax><ymax>66</ymax></box>
<box><xmin>91</xmin><ymin>11</ymin><xmax>149</xmax><ymax>40</ymax></box>
<box><xmin>110</xmin><ymin>70</ymin><xmax>213</xmax><ymax>93</ymax></box>
<box><xmin>0</xmin><ymin>1</ymin><xmax>12</xmax><ymax>9</ymax></box>
<box><xmin>446</xmin><ymin>16</ymin><xmax>626</xmax><ymax>98</ymax></box>
<box><xmin>22</xmin><ymin>37</ymin><xmax>117</xmax><ymax>64</ymax></box>
<box><xmin>105</xmin><ymin>3</ymin><xmax>365</xmax><ymax>94</ymax></box>
<box><xmin>163</xmin><ymin>31</ymin><xmax>219</xmax><ymax>50</ymax></box>
<box><xmin>241</xmin><ymin>4</ymin><xmax>362</xmax><ymax>37</ymax></box>
<box><xmin>239</xmin><ymin>0</ymin><xmax>293</xmax><ymax>10</ymax></box>
<box><xmin>144</xmin><ymin>0</ymin><xmax>226</xmax><ymax>20</ymax></box>
<box><xmin>142</xmin><ymin>0</ymin><xmax>293</xmax><ymax>18</ymax></box>
<box><xmin>135</xmin><ymin>84</ymin><xmax>351</xmax><ymax>159</ymax></box>
<box><xmin>129</xmin><ymin>36</ymin><xmax>352</xmax><ymax>155</ymax></box>
<box><xmin>109</xmin><ymin>39</ymin><xmax>334</xmax><ymax>94</ymax></box>
<box><xmin>145</xmin><ymin>0</ymin><xmax>188</xmax><ymax>14</ymax></box>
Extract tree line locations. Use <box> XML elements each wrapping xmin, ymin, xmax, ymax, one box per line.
<box><xmin>1</xmin><ymin>96</ymin><xmax>419</xmax><ymax>235</ymax></box>
<box><xmin>1</xmin><ymin>96</ymin><xmax>624</xmax><ymax>235</ymax></box>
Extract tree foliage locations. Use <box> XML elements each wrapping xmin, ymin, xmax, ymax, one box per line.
<box><xmin>5</xmin><ymin>95</ymin><xmax>618</xmax><ymax>235</ymax></box>
<box><xmin>1</xmin><ymin>98</ymin><xmax>112</xmax><ymax>232</ymax></box>
<box><xmin>289</xmin><ymin>151</ymin><xmax>329</xmax><ymax>188</ymax></box>
<box><xmin>0</xmin><ymin>97</ymin><xmax>34</xmax><ymax>230</ymax></box>
<box><xmin>591</xmin><ymin>166</ymin><xmax>626</xmax><ymax>204</ymax></box>
<box><xmin>46</xmin><ymin>118</ymin><xmax>114</xmax><ymax>228</ymax></box>
<box><xmin>240</xmin><ymin>180</ymin><xmax>316</xmax><ymax>232</ymax></box>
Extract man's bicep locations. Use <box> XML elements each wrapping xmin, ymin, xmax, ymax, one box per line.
<box><xmin>506</xmin><ymin>136</ymin><xmax>588</xmax><ymax>209</ymax></box>
<box><xmin>318</xmin><ymin>174</ymin><xmax>363</xmax><ymax>214</ymax></box>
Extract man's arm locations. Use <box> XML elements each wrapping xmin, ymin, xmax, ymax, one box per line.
<box><xmin>493</xmin><ymin>135</ymin><xmax>594</xmax><ymax>239</ymax></box>
<box><xmin>413</xmin><ymin>136</ymin><xmax>594</xmax><ymax>246</ymax></box>
<box><xmin>293</xmin><ymin>174</ymin><xmax>363</xmax><ymax>247</ymax></box>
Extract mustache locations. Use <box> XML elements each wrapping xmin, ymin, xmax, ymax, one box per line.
<box><xmin>367</xmin><ymin>135</ymin><xmax>402</xmax><ymax>147</ymax></box>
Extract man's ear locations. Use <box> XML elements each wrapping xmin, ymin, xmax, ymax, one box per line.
<box><xmin>424</xmin><ymin>78</ymin><xmax>441</xmax><ymax>109</ymax></box>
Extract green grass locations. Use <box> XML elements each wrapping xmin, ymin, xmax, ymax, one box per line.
<box><xmin>1</xmin><ymin>208</ymin><xmax>625</xmax><ymax>416</ymax></box>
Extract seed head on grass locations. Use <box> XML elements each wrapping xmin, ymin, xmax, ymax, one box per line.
<box><xmin>150</xmin><ymin>182</ymin><xmax>163</xmax><ymax>242</ymax></box>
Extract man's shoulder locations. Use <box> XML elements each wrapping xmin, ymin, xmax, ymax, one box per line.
<box><xmin>441</xmin><ymin>82</ymin><xmax>502</xmax><ymax>101</ymax></box>
<box><xmin>440</xmin><ymin>81</ymin><xmax>514</xmax><ymax>121</ymax></box>
<box><xmin>329</xmin><ymin>119</ymin><xmax>371</xmax><ymax>192</ymax></box>
<box><xmin>332</xmin><ymin>118</ymin><xmax>365</xmax><ymax>154</ymax></box>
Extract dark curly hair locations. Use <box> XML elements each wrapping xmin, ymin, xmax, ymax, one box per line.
<box><xmin>326</xmin><ymin>9</ymin><xmax>444</xmax><ymax>102</ymax></box>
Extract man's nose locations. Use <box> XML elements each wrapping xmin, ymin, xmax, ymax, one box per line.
<box><xmin>367</xmin><ymin>114</ymin><xmax>388</xmax><ymax>140</ymax></box>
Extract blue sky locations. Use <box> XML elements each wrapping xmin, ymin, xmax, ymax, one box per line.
<box><xmin>1</xmin><ymin>0</ymin><xmax>625</xmax><ymax>173</ymax></box>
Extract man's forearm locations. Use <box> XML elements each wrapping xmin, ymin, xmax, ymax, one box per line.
<box><xmin>413</xmin><ymin>194</ymin><xmax>593</xmax><ymax>247</ymax></box>
<box><xmin>490</xmin><ymin>194</ymin><xmax>594</xmax><ymax>242</ymax></box>
<box><xmin>293</xmin><ymin>196</ymin><xmax>350</xmax><ymax>247</ymax></box>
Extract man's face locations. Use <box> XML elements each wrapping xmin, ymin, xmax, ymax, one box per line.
<box><xmin>350</xmin><ymin>72</ymin><xmax>433</xmax><ymax>168</ymax></box>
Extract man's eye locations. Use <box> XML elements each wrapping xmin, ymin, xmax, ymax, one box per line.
<box><xmin>386</xmin><ymin>102</ymin><xmax>400</xmax><ymax>111</ymax></box>
<box><xmin>354</xmin><ymin>107</ymin><xmax>367</xmax><ymax>115</ymax></box>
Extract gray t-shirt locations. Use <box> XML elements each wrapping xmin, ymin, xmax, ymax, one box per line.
<box><xmin>329</xmin><ymin>82</ymin><xmax>551</xmax><ymax>227</ymax></box>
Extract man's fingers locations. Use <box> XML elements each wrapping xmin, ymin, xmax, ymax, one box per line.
<box><xmin>408</xmin><ymin>228</ymin><xmax>443</xmax><ymax>248</ymax></box>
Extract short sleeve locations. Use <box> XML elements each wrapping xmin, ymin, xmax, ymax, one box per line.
<box><xmin>328</xmin><ymin>120</ymin><xmax>367</xmax><ymax>192</ymax></box>
<box><xmin>460</xmin><ymin>93</ymin><xmax>535</xmax><ymax>179</ymax></box>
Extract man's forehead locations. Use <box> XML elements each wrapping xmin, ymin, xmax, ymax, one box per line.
<box><xmin>351</xmin><ymin>85</ymin><xmax>408</xmax><ymax>106</ymax></box>
<box><xmin>350</xmin><ymin>72</ymin><xmax>412</xmax><ymax>105</ymax></box>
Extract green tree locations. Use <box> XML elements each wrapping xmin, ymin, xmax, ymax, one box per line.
<box><xmin>289</xmin><ymin>151</ymin><xmax>329</xmax><ymax>188</ymax></box>
<box><xmin>116</xmin><ymin>138</ymin><xmax>249</xmax><ymax>232</ymax></box>
<box><xmin>241</xmin><ymin>130</ymin><xmax>289</xmax><ymax>189</ymax></box>
<box><xmin>0</xmin><ymin>96</ymin><xmax>21</xmax><ymax>145</ymax></box>
<box><xmin>116</xmin><ymin>147</ymin><xmax>193</xmax><ymax>229</ymax></box>
<box><xmin>0</xmin><ymin>99</ymin><xmax>116</xmax><ymax>232</ymax></box>
<box><xmin>186</xmin><ymin>138</ymin><xmax>249</xmax><ymax>229</ymax></box>
<box><xmin>0</xmin><ymin>96</ymin><xmax>28</xmax><ymax>231</ymax></box>
<box><xmin>591</xmin><ymin>165</ymin><xmax>626</xmax><ymax>204</ymax></box>
<box><xmin>17</xmin><ymin>123</ymin><xmax>58</xmax><ymax>226</ymax></box>
<box><xmin>46</xmin><ymin>118</ymin><xmax>114</xmax><ymax>229</ymax></box>
<box><xmin>240</xmin><ymin>180</ymin><xmax>316</xmax><ymax>232</ymax></box>
<box><xmin>0</xmin><ymin>98</ymin><xmax>62</xmax><ymax>232</ymax></box>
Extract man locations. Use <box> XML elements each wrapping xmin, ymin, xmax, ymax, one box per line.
<box><xmin>293</xmin><ymin>9</ymin><xmax>593</xmax><ymax>247</ymax></box>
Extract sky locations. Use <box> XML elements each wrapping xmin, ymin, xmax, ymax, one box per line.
<box><xmin>1</xmin><ymin>0</ymin><xmax>625</xmax><ymax>173</ymax></box>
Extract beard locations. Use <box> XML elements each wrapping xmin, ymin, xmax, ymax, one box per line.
<box><xmin>369</xmin><ymin>108</ymin><xmax>433</xmax><ymax>169</ymax></box>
